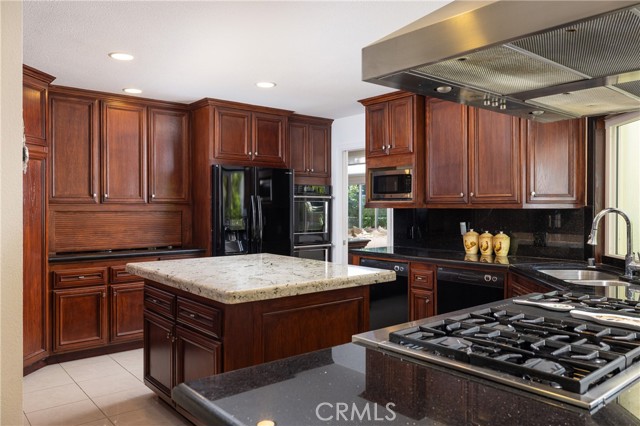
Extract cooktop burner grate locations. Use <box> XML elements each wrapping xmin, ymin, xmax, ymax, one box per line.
<box><xmin>389</xmin><ymin>306</ymin><xmax>640</xmax><ymax>395</ymax></box>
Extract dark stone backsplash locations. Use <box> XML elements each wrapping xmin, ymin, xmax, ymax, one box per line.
<box><xmin>394</xmin><ymin>208</ymin><xmax>591</xmax><ymax>261</ymax></box>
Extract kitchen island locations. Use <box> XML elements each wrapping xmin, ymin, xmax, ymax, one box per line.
<box><xmin>125</xmin><ymin>253</ymin><xmax>395</xmax><ymax>410</ymax></box>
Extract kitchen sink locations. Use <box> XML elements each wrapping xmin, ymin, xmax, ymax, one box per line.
<box><xmin>537</xmin><ymin>269</ymin><xmax>619</xmax><ymax>281</ymax></box>
<box><xmin>565</xmin><ymin>279</ymin><xmax>630</xmax><ymax>287</ymax></box>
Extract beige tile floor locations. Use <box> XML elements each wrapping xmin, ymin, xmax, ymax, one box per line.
<box><xmin>22</xmin><ymin>349</ymin><xmax>191</xmax><ymax>426</ymax></box>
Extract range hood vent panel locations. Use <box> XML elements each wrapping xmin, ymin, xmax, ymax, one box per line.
<box><xmin>363</xmin><ymin>1</ymin><xmax>640</xmax><ymax>122</ymax></box>
<box><xmin>511</xmin><ymin>7</ymin><xmax>640</xmax><ymax>78</ymax></box>
<box><xmin>529</xmin><ymin>86</ymin><xmax>640</xmax><ymax>117</ymax></box>
<box><xmin>413</xmin><ymin>45</ymin><xmax>585</xmax><ymax>95</ymax></box>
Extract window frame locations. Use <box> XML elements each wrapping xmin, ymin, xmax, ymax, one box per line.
<box><xmin>603</xmin><ymin>111</ymin><xmax>640</xmax><ymax>261</ymax></box>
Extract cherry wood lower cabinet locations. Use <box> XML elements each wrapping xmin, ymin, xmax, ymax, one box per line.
<box><xmin>409</xmin><ymin>263</ymin><xmax>436</xmax><ymax>320</ymax></box>
<box><xmin>144</xmin><ymin>281</ymin><xmax>368</xmax><ymax>405</ymax></box>
<box><xmin>110</xmin><ymin>283</ymin><xmax>144</xmax><ymax>343</ymax></box>
<box><xmin>54</xmin><ymin>286</ymin><xmax>108</xmax><ymax>352</ymax></box>
<box><xmin>506</xmin><ymin>272</ymin><xmax>553</xmax><ymax>298</ymax></box>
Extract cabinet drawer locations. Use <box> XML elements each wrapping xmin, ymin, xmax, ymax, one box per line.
<box><xmin>177</xmin><ymin>297</ymin><xmax>222</xmax><ymax>339</ymax></box>
<box><xmin>411</xmin><ymin>269</ymin><xmax>434</xmax><ymax>290</ymax></box>
<box><xmin>109</xmin><ymin>265</ymin><xmax>140</xmax><ymax>283</ymax></box>
<box><xmin>53</xmin><ymin>267</ymin><xmax>108</xmax><ymax>289</ymax></box>
<box><xmin>144</xmin><ymin>286</ymin><xmax>175</xmax><ymax>319</ymax></box>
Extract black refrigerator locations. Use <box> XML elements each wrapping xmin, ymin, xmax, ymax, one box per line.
<box><xmin>212</xmin><ymin>165</ymin><xmax>294</xmax><ymax>256</ymax></box>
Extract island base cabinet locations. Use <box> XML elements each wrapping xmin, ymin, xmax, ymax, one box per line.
<box><xmin>143</xmin><ymin>311</ymin><xmax>174</xmax><ymax>401</ymax></box>
<box><xmin>54</xmin><ymin>286</ymin><xmax>108</xmax><ymax>352</ymax></box>
<box><xmin>175</xmin><ymin>326</ymin><xmax>221</xmax><ymax>384</ymax></box>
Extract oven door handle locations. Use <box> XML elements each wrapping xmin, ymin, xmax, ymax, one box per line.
<box><xmin>294</xmin><ymin>243</ymin><xmax>333</xmax><ymax>250</ymax></box>
<box><xmin>294</xmin><ymin>195</ymin><xmax>333</xmax><ymax>200</ymax></box>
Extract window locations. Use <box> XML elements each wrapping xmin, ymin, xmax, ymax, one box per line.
<box><xmin>604</xmin><ymin>112</ymin><xmax>640</xmax><ymax>258</ymax></box>
<box><xmin>347</xmin><ymin>150</ymin><xmax>391</xmax><ymax>248</ymax></box>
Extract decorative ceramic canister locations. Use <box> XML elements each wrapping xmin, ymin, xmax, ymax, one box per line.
<box><xmin>463</xmin><ymin>229</ymin><xmax>479</xmax><ymax>254</ymax></box>
<box><xmin>493</xmin><ymin>231</ymin><xmax>511</xmax><ymax>257</ymax></box>
<box><xmin>479</xmin><ymin>231</ymin><xmax>494</xmax><ymax>255</ymax></box>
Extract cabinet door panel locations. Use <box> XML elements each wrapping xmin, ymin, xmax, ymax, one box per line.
<box><xmin>388</xmin><ymin>96</ymin><xmax>413</xmax><ymax>155</ymax></box>
<box><xmin>426</xmin><ymin>98</ymin><xmax>468</xmax><ymax>204</ymax></box>
<box><xmin>308</xmin><ymin>125</ymin><xmax>330</xmax><ymax>177</ymax></box>
<box><xmin>144</xmin><ymin>311</ymin><xmax>174</xmax><ymax>398</ymax></box>
<box><xmin>54</xmin><ymin>287</ymin><xmax>107</xmax><ymax>352</ymax></box>
<box><xmin>149</xmin><ymin>108</ymin><xmax>189</xmax><ymax>203</ymax></box>
<box><xmin>23</xmin><ymin>78</ymin><xmax>48</xmax><ymax>146</ymax></box>
<box><xmin>365</xmin><ymin>103</ymin><xmax>388</xmax><ymax>157</ymax></box>
<box><xmin>110</xmin><ymin>283</ymin><xmax>144</xmax><ymax>343</ymax></box>
<box><xmin>23</xmin><ymin>151</ymin><xmax>48</xmax><ymax>362</ymax></box>
<box><xmin>410</xmin><ymin>289</ymin><xmax>434</xmax><ymax>321</ymax></box>
<box><xmin>526</xmin><ymin>119</ymin><xmax>584</xmax><ymax>205</ymax></box>
<box><xmin>49</xmin><ymin>94</ymin><xmax>99</xmax><ymax>203</ymax></box>
<box><xmin>102</xmin><ymin>102</ymin><xmax>147</xmax><ymax>203</ymax></box>
<box><xmin>253</xmin><ymin>112</ymin><xmax>287</xmax><ymax>166</ymax></box>
<box><xmin>289</xmin><ymin>122</ymin><xmax>307</xmax><ymax>175</ymax></box>
<box><xmin>469</xmin><ymin>108</ymin><xmax>521</xmax><ymax>205</ymax></box>
<box><xmin>175</xmin><ymin>326</ymin><xmax>221</xmax><ymax>385</ymax></box>
<box><xmin>215</xmin><ymin>108</ymin><xmax>251</xmax><ymax>161</ymax></box>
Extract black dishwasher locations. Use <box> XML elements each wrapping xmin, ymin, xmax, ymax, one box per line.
<box><xmin>359</xmin><ymin>258</ymin><xmax>409</xmax><ymax>330</ymax></box>
<box><xmin>437</xmin><ymin>266</ymin><xmax>505</xmax><ymax>314</ymax></box>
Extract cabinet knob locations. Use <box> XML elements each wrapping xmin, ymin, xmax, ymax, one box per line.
<box><xmin>188</xmin><ymin>313</ymin><xmax>196</xmax><ymax>319</ymax></box>
<box><xmin>102</xmin><ymin>292</ymin><xmax>106</xmax><ymax>298</ymax></box>
<box><xmin>425</xmin><ymin>298</ymin><xmax>430</xmax><ymax>304</ymax></box>
<box><xmin>92</xmin><ymin>193</ymin><xmax>97</xmax><ymax>199</ymax></box>
<box><xmin>255</xmin><ymin>151</ymin><xmax>258</xmax><ymax>155</ymax></box>
<box><xmin>460</xmin><ymin>192</ymin><xmax>464</xmax><ymax>197</ymax></box>
<box><xmin>470</xmin><ymin>192</ymin><xmax>474</xmax><ymax>197</ymax></box>
<box><xmin>104</xmin><ymin>193</ymin><xmax>108</xmax><ymax>199</ymax></box>
<box><xmin>248</xmin><ymin>151</ymin><xmax>252</xmax><ymax>156</ymax></box>
<box><xmin>151</xmin><ymin>194</ymin><xmax>155</xmax><ymax>198</ymax></box>
<box><xmin>531</xmin><ymin>191</ymin><xmax>536</xmax><ymax>197</ymax></box>
<box><xmin>166</xmin><ymin>332</ymin><xmax>171</xmax><ymax>340</ymax></box>
<box><xmin>310</xmin><ymin>169</ymin><xmax>314</xmax><ymax>172</ymax></box>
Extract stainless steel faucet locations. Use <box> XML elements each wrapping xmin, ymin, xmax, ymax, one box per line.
<box><xmin>587</xmin><ymin>207</ymin><xmax>640</xmax><ymax>279</ymax></box>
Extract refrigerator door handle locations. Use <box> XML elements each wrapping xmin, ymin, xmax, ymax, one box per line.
<box><xmin>257</xmin><ymin>195</ymin><xmax>264</xmax><ymax>251</ymax></box>
<box><xmin>250</xmin><ymin>195</ymin><xmax>257</xmax><ymax>243</ymax></box>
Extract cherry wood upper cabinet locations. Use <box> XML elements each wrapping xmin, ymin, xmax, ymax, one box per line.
<box><xmin>49</xmin><ymin>93</ymin><xmax>100</xmax><ymax>203</ymax></box>
<box><xmin>102</xmin><ymin>101</ymin><xmax>147</xmax><ymax>203</ymax></box>
<box><xmin>469</xmin><ymin>107</ymin><xmax>522</xmax><ymax>206</ymax></box>
<box><xmin>289</xmin><ymin>114</ymin><xmax>333</xmax><ymax>185</ymax></box>
<box><xmin>214</xmin><ymin>106</ymin><xmax>288</xmax><ymax>168</ymax></box>
<box><xmin>524</xmin><ymin>118</ymin><xmax>585</xmax><ymax>207</ymax></box>
<box><xmin>214</xmin><ymin>107</ymin><xmax>252</xmax><ymax>162</ymax></box>
<box><xmin>148</xmin><ymin>108</ymin><xmax>189</xmax><ymax>203</ymax></box>
<box><xmin>426</xmin><ymin>101</ymin><xmax>522</xmax><ymax>207</ymax></box>
<box><xmin>253</xmin><ymin>112</ymin><xmax>287</xmax><ymax>167</ymax></box>
<box><xmin>425</xmin><ymin>98</ymin><xmax>468</xmax><ymax>205</ymax></box>
<box><xmin>364</xmin><ymin>94</ymin><xmax>415</xmax><ymax>158</ymax></box>
<box><xmin>22</xmin><ymin>65</ymin><xmax>55</xmax><ymax>147</ymax></box>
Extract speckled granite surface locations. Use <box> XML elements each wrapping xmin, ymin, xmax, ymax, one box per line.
<box><xmin>173</xmin><ymin>343</ymin><xmax>640</xmax><ymax>426</ymax></box>
<box><xmin>126</xmin><ymin>253</ymin><xmax>395</xmax><ymax>304</ymax></box>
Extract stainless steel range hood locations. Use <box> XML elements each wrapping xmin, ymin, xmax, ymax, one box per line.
<box><xmin>363</xmin><ymin>1</ymin><xmax>640</xmax><ymax>122</ymax></box>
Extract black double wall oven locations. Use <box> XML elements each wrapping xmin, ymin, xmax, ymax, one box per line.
<box><xmin>292</xmin><ymin>185</ymin><xmax>332</xmax><ymax>262</ymax></box>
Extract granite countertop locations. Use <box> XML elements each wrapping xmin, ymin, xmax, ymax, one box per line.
<box><xmin>172</xmin><ymin>342</ymin><xmax>640</xmax><ymax>426</ymax></box>
<box><xmin>49</xmin><ymin>247</ymin><xmax>205</xmax><ymax>263</ymax></box>
<box><xmin>126</xmin><ymin>253</ymin><xmax>395</xmax><ymax>304</ymax></box>
<box><xmin>349</xmin><ymin>246</ymin><xmax>565</xmax><ymax>268</ymax></box>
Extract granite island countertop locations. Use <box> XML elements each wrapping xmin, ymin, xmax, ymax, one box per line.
<box><xmin>126</xmin><ymin>253</ymin><xmax>395</xmax><ymax>304</ymax></box>
<box><xmin>172</xmin><ymin>342</ymin><xmax>640</xmax><ymax>426</ymax></box>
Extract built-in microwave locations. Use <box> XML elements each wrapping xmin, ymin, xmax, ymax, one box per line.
<box><xmin>370</xmin><ymin>167</ymin><xmax>413</xmax><ymax>200</ymax></box>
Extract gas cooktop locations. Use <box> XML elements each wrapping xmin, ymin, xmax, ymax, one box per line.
<box><xmin>353</xmin><ymin>292</ymin><xmax>640</xmax><ymax>413</ymax></box>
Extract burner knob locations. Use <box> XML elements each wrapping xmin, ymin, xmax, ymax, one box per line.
<box><xmin>484</xmin><ymin>274</ymin><xmax>491</xmax><ymax>282</ymax></box>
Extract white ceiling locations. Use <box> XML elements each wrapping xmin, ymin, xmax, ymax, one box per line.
<box><xmin>23</xmin><ymin>1</ymin><xmax>451</xmax><ymax>119</ymax></box>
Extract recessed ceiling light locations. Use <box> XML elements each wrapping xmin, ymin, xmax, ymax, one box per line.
<box><xmin>123</xmin><ymin>88</ymin><xmax>142</xmax><ymax>94</ymax></box>
<box><xmin>109</xmin><ymin>52</ymin><xmax>134</xmax><ymax>61</ymax></box>
<box><xmin>256</xmin><ymin>82</ymin><xmax>276</xmax><ymax>89</ymax></box>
